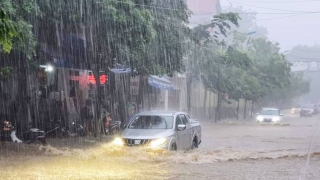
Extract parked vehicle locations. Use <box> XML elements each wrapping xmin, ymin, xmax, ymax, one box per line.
<box><xmin>113</xmin><ymin>111</ymin><xmax>202</xmax><ymax>151</ymax></box>
<box><xmin>104</xmin><ymin>114</ymin><xmax>121</xmax><ymax>135</ymax></box>
<box><xmin>256</xmin><ymin>108</ymin><xmax>283</xmax><ymax>123</ymax></box>
<box><xmin>22</xmin><ymin>128</ymin><xmax>47</xmax><ymax>145</ymax></box>
<box><xmin>47</xmin><ymin>119</ymin><xmax>69</xmax><ymax>138</ymax></box>
<box><xmin>0</xmin><ymin>121</ymin><xmax>22</xmax><ymax>143</ymax></box>
<box><xmin>69</xmin><ymin>121</ymin><xmax>85</xmax><ymax>137</ymax></box>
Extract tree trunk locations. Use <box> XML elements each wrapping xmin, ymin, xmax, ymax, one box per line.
<box><xmin>243</xmin><ymin>99</ymin><xmax>247</xmax><ymax>120</ymax></box>
<box><xmin>215</xmin><ymin>92</ymin><xmax>222</xmax><ymax>122</ymax></box>
<box><xmin>203</xmin><ymin>89</ymin><xmax>208</xmax><ymax>119</ymax></box>
<box><xmin>236</xmin><ymin>99</ymin><xmax>240</xmax><ymax>120</ymax></box>
<box><xmin>93</xmin><ymin>69</ymin><xmax>102</xmax><ymax>137</ymax></box>
<box><xmin>250</xmin><ymin>101</ymin><xmax>254</xmax><ymax>118</ymax></box>
<box><xmin>138</xmin><ymin>76</ymin><xmax>145</xmax><ymax>112</ymax></box>
<box><xmin>208</xmin><ymin>92</ymin><xmax>212</xmax><ymax>119</ymax></box>
<box><xmin>186</xmin><ymin>76</ymin><xmax>192</xmax><ymax>114</ymax></box>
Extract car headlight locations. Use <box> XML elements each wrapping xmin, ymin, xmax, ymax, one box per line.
<box><xmin>113</xmin><ymin>137</ymin><xmax>124</xmax><ymax>146</ymax></box>
<box><xmin>256</xmin><ymin>116</ymin><xmax>263</xmax><ymax>121</ymax></box>
<box><xmin>150</xmin><ymin>138</ymin><xmax>167</xmax><ymax>148</ymax></box>
<box><xmin>272</xmin><ymin>117</ymin><xmax>280</xmax><ymax>122</ymax></box>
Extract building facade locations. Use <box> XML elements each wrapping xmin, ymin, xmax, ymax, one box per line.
<box><xmin>187</xmin><ymin>0</ymin><xmax>221</xmax><ymax>28</ymax></box>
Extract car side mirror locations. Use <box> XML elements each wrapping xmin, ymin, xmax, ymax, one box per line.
<box><xmin>177</xmin><ymin>124</ymin><xmax>186</xmax><ymax>131</ymax></box>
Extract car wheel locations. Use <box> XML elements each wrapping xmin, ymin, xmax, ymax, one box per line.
<box><xmin>191</xmin><ymin>141</ymin><xmax>197</xmax><ymax>150</ymax></box>
<box><xmin>170</xmin><ymin>143</ymin><xmax>177</xmax><ymax>151</ymax></box>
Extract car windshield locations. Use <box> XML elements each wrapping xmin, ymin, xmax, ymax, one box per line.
<box><xmin>128</xmin><ymin>115</ymin><xmax>173</xmax><ymax>129</ymax></box>
<box><xmin>260</xmin><ymin>109</ymin><xmax>279</xmax><ymax>116</ymax></box>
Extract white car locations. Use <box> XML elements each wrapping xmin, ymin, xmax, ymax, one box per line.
<box><xmin>256</xmin><ymin>108</ymin><xmax>283</xmax><ymax>123</ymax></box>
<box><xmin>114</xmin><ymin>111</ymin><xmax>202</xmax><ymax>151</ymax></box>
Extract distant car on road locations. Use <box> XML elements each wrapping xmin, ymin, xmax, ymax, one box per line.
<box><xmin>256</xmin><ymin>108</ymin><xmax>283</xmax><ymax>123</ymax></box>
<box><xmin>300</xmin><ymin>104</ymin><xmax>314</xmax><ymax>117</ymax></box>
<box><xmin>113</xmin><ymin>111</ymin><xmax>202</xmax><ymax>151</ymax></box>
<box><xmin>291</xmin><ymin>106</ymin><xmax>301</xmax><ymax>114</ymax></box>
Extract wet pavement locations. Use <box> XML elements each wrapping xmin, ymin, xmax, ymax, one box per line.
<box><xmin>167</xmin><ymin>113</ymin><xmax>320</xmax><ymax>180</ymax></box>
<box><xmin>1</xmin><ymin>112</ymin><xmax>320</xmax><ymax>180</ymax></box>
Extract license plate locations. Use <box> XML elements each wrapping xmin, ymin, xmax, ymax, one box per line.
<box><xmin>134</xmin><ymin>140</ymin><xmax>141</xmax><ymax>145</ymax></box>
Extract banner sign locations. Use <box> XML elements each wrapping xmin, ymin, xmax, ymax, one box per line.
<box><xmin>148</xmin><ymin>75</ymin><xmax>173</xmax><ymax>90</ymax></box>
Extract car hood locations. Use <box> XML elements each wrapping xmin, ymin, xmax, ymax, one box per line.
<box><xmin>121</xmin><ymin>129</ymin><xmax>175</xmax><ymax>139</ymax></box>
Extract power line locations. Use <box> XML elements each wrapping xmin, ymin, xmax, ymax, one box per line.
<box><xmin>231</xmin><ymin>0</ymin><xmax>320</xmax><ymax>3</ymax></box>
<box><xmin>229</xmin><ymin>12</ymin><xmax>318</xmax><ymax>14</ymax></box>
<box><xmin>227</xmin><ymin>0</ymin><xmax>320</xmax><ymax>13</ymax></box>
<box><xmin>114</xmin><ymin>0</ymin><xmax>320</xmax><ymax>15</ymax></box>
<box><xmin>241</xmin><ymin>13</ymin><xmax>312</xmax><ymax>22</ymax></box>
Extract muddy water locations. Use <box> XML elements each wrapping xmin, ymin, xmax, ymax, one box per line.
<box><xmin>1</xmin><ymin>115</ymin><xmax>320</xmax><ymax>180</ymax></box>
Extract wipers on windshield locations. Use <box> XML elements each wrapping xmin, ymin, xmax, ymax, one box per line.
<box><xmin>163</xmin><ymin>118</ymin><xmax>168</xmax><ymax>129</ymax></box>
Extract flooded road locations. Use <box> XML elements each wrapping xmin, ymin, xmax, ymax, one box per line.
<box><xmin>168</xmin><ymin>113</ymin><xmax>320</xmax><ymax>180</ymax></box>
<box><xmin>1</xmin><ymin>113</ymin><xmax>320</xmax><ymax>180</ymax></box>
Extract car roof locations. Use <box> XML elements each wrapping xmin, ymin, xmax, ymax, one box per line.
<box><xmin>137</xmin><ymin>110</ymin><xmax>186</xmax><ymax>116</ymax></box>
<box><xmin>262</xmin><ymin>108</ymin><xmax>279</xmax><ymax>111</ymax></box>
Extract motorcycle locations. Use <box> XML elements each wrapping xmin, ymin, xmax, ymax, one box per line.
<box><xmin>47</xmin><ymin>119</ymin><xmax>69</xmax><ymax>139</ymax></box>
<box><xmin>105</xmin><ymin>116</ymin><xmax>121</xmax><ymax>135</ymax></box>
<box><xmin>22</xmin><ymin>128</ymin><xmax>47</xmax><ymax>145</ymax></box>
<box><xmin>18</xmin><ymin>122</ymin><xmax>51</xmax><ymax>145</ymax></box>
<box><xmin>1</xmin><ymin>121</ymin><xmax>22</xmax><ymax>143</ymax></box>
<box><xmin>69</xmin><ymin>120</ymin><xmax>85</xmax><ymax>137</ymax></box>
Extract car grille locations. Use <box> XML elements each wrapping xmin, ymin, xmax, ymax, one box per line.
<box><xmin>263</xmin><ymin>118</ymin><xmax>272</xmax><ymax>122</ymax></box>
<box><xmin>124</xmin><ymin>139</ymin><xmax>150</xmax><ymax>146</ymax></box>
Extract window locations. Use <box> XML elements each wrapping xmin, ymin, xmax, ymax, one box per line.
<box><xmin>128</xmin><ymin>115</ymin><xmax>173</xmax><ymax>129</ymax></box>
<box><xmin>175</xmin><ymin>115</ymin><xmax>183</xmax><ymax>129</ymax></box>
<box><xmin>179</xmin><ymin>114</ymin><xmax>189</xmax><ymax>125</ymax></box>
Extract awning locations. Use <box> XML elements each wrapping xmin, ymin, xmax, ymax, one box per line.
<box><xmin>109</xmin><ymin>64</ymin><xmax>133</xmax><ymax>74</ymax></box>
<box><xmin>148</xmin><ymin>75</ymin><xmax>173</xmax><ymax>90</ymax></box>
<box><xmin>109</xmin><ymin>68</ymin><xmax>132</xmax><ymax>74</ymax></box>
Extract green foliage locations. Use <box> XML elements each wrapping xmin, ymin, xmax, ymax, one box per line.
<box><xmin>0</xmin><ymin>7</ymin><xmax>17</xmax><ymax>52</ymax></box>
<box><xmin>35</xmin><ymin>0</ymin><xmax>189</xmax><ymax>76</ymax></box>
<box><xmin>0</xmin><ymin>67</ymin><xmax>12</xmax><ymax>79</ymax></box>
<box><xmin>0</xmin><ymin>0</ymin><xmax>38</xmax><ymax>56</ymax></box>
<box><xmin>188</xmin><ymin>26</ymin><xmax>309</xmax><ymax>107</ymax></box>
<box><xmin>192</xmin><ymin>12</ymin><xmax>240</xmax><ymax>44</ymax></box>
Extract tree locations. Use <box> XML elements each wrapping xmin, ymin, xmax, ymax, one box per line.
<box><xmin>34</xmin><ymin>0</ymin><xmax>191</xmax><ymax>135</ymax></box>
<box><xmin>286</xmin><ymin>45</ymin><xmax>320</xmax><ymax>104</ymax></box>
<box><xmin>186</xmin><ymin>12</ymin><xmax>241</xmax><ymax>113</ymax></box>
<box><xmin>198</xmin><ymin>44</ymin><xmax>252</xmax><ymax>121</ymax></box>
<box><xmin>222</xmin><ymin>5</ymin><xmax>268</xmax><ymax>39</ymax></box>
<box><xmin>0</xmin><ymin>0</ymin><xmax>40</xmax><ymax>129</ymax></box>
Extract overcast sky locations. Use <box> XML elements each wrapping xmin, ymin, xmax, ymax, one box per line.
<box><xmin>220</xmin><ymin>0</ymin><xmax>320</xmax><ymax>52</ymax></box>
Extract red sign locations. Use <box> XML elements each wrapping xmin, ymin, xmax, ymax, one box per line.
<box><xmin>88</xmin><ymin>75</ymin><xmax>108</xmax><ymax>85</ymax></box>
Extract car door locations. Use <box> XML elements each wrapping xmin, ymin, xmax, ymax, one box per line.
<box><xmin>180</xmin><ymin>114</ymin><xmax>192</xmax><ymax>149</ymax></box>
<box><xmin>175</xmin><ymin>114</ymin><xmax>187</xmax><ymax>150</ymax></box>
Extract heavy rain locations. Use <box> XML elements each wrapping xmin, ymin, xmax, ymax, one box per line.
<box><xmin>1</xmin><ymin>0</ymin><xmax>320</xmax><ymax>180</ymax></box>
